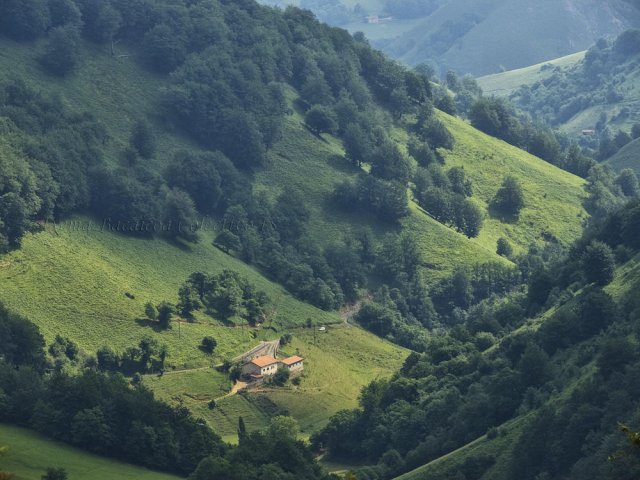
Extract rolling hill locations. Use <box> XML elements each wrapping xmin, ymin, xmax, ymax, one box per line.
<box><xmin>390</xmin><ymin>249</ymin><xmax>640</xmax><ymax>480</ymax></box>
<box><xmin>0</xmin><ymin>424</ymin><xmax>181</xmax><ymax>480</ymax></box>
<box><xmin>0</xmin><ymin>14</ymin><xmax>590</xmax><ymax>448</ymax></box>
<box><xmin>607</xmin><ymin>137</ymin><xmax>640</xmax><ymax>175</ymax></box>
<box><xmin>259</xmin><ymin>0</ymin><xmax>640</xmax><ymax>75</ymax></box>
<box><xmin>478</xmin><ymin>51</ymin><xmax>586</xmax><ymax>98</ymax></box>
<box><xmin>0</xmin><ymin>2</ymin><xmax>609</xmax><ymax>479</ymax></box>
<box><xmin>477</xmin><ymin>29</ymin><xmax>640</xmax><ymax>142</ymax></box>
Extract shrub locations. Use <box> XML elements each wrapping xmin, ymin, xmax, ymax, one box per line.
<box><xmin>201</xmin><ymin>336</ymin><xmax>217</xmax><ymax>354</ymax></box>
<box><xmin>39</xmin><ymin>26</ymin><xmax>82</xmax><ymax>76</ymax></box>
<box><xmin>305</xmin><ymin>105</ymin><xmax>338</xmax><ymax>135</ymax></box>
<box><xmin>492</xmin><ymin>176</ymin><xmax>525</xmax><ymax>217</ymax></box>
<box><xmin>497</xmin><ymin>237</ymin><xmax>513</xmax><ymax>257</ymax></box>
<box><xmin>129</xmin><ymin>120</ymin><xmax>156</xmax><ymax>159</ymax></box>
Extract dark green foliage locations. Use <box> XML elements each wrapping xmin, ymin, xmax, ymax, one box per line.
<box><xmin>144</xmin><ymin>302</ymin><xmax>157</xmax><ymax>321</ymax></box>
<box><xmin>582</xmin><ymin>241</ymin><xmax>616</xmax><ymax>286</ymax></box>
<box><xmin>39</xmin><ymin>26</ymin><xmax>82</xmax><ymax>76</ymax></box>
<box><xmin>334</xmin><ymin>175</ymin><xmax>409</xmax><ymax>223</ymax></box>
<box><xmin>48</xmin><ymin>335</ymin><xmax>79</xmax><ymax>361</ymax></box>
<box><xmin>434</xmin><ymin>88</ymin><xmax>457</xmax><ymax>116</ymax></box>
<box><xmin>41</xmin><ymin>467</ymin><xmax>67</xmax><ymax>480</ymax></box>
<box><xmin>356</xmin><ymin>302</ymin><xmax>398</xmax><ymax>337</ymax></box>
<box><xmin>305</xmin><ymin>105</ymin><xmax>338</xmax><ymax>135</ymax></box>
<box><xmin>215</xmin><ymin>230</ymin><xmax>241</xmax><ymax>254</ymax></box>
<box><xmin>177</xmin><ymin>284</ymin><xmax>202</xmax><ymax>318</ymax></box>
<box><xmin>201</xmin><ymin>336</ymin><xmax>217</xmax><ymax>355</ymax></box>
<box><xmin>470</xmin><ymin>97</ymin><xmax>518</xmax><ymax>141</ymax></box>
<box><xmin>0</xmin><ymin>302</ymin><xmax>45</xmax><ymax>369</ymax></box>
<box><xmin>616</xmin><ymin>169</ymin><xmax>640</xmax><ymax>197</ymax></box>
<box><xmin>0</xmin><ymin>80</ymin><xmax>108</xmax><ymax>248</ymax></box>
<box><xmin>163</xmin><ymin>188</ymin><xmax>199</xmax><ymax>242</ymax></box>
<box><xmin>270</xmin><ymin>368</ymin><xmax>290</xmax><ymax>387</ymax></box>
<box><xmin>408</xmin><ymin>137</ymin><xmax>437</xmax><ymax>167</ymax></box>
<box><xmin>90</xmin><ymin>168</ymin><xmax>160</xmax><ymax>237</ymax></box>
<box><xmin>180</xmin><ymin>270</ymin><xmax>269</xmax><ymax>323</ymax></box>
<box><xmin>0</xmin><ymin>0</ymin><xmax>51</xmax><ymax>40</ymax></box>
<box><xmin>165</xmin><ymin>151</ymin><xmax>226</xmax><ymax>215</ymax></box>
<box><xmin>48</xmin><ymin>0</ymin><xmax>82</xmax><ymax>28</ymax></box>
<box><xmin>343</xmin><ymin>123</ymin><xmax>372</xmax><ymax>167</ymax></box>
<box><xmin>157</xmin><ymin>302</ymin><xmax>173</xmax><ymax>330</ymax></box>
<box><xmin>614</xmin><ymin>29</ymin><xmax>640</xmax><ymax>56</ymax></box>
<box><xmin>413</xmin><ymin>166</ymin><xmax>482</xmax><ymax>238</ymax></box>
<box><xmin>0</xmin><ymin>307</ymin><xmax>227</xmax><ymax>476</ymax></box>
<box><xmin>418</xmin><ymin>115</ymin><xmax>454</xmax><ymax>150</ymax></box>
<box><xmin>492</xmin><ymin>175</ymin><xmax>525</xmax><ymax>217</ymax></box>
<box><xmin>142</xmin><ymin>24</ymin><xmax>188</xmax><ymax>73</ymax></box>
<box><xmin>497</xmin><ymin>237</ymin><xmax>513</xmax><ymax>257</ymax></box>
<box><xmin>370</xmin><ymin>140</ymin><xmax>411</xmax><ymax>184</ymax></box>
<box><xmin>78</xmin><ymin>0</ymin><xmax>122</xmax><ymax>44</ymax></box>
<box><xmin>129</xmin><ymin>120</ymin><xmax>156</xmax><ymax>159</ymax></box>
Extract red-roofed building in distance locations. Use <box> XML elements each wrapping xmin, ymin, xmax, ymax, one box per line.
<box><xmin>241</xmin><ymin>355</ymin><xmax>279</xmax><ymax>378</ymax></box>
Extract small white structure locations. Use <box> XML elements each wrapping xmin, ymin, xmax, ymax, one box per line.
<box><xmin>280</xmin><ymin>355</ymin><xmax>304</xmax><ymax>374</ymax></box>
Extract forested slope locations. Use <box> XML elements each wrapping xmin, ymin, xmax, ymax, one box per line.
<box><xmin>0</xmin><ymin>1</ymin><xmax>613</xmax><ymax>479</ymax></box>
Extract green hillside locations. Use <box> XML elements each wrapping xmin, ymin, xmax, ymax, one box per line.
<box><xmin>478</xmin><ymin>51</ymin><xmax>586</xmax><ymax>98</ymax></box>
<box><xmin>0</xmin><ymin>6</ymin><xmax>592</xmax><ymax>447</ymax></box>
<box><xmin>607</xmin><ymin>137</ymin><xmax>640</xmax><ymax>174</ymax></box>
<box><xmin>0</xmin><ymin>424</ymin><xmax>181</xmax><ymax>480</ymax></box>
<box><xmin>260</xmin><ymin>0</ymin><xmax>637</xmax><ymax>75</ymax></box>
<box><xmin>0</xmin><ymin>3</ymin><xmax>611</xmax><ymax>479</ymax></box>
<box><xmin>482</xmin><ymin>30</ymin><xmax>640</xmax><ymax>142</ymax></box>
<box><xmin>436</xmin><ymin>112</ymin><xmax>587</xmax><ymax>251</ymax></box>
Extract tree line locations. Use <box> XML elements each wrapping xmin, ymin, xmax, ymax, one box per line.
<box><xmin>312</xmin><ymin>198</ymin><xmax>640</xmax><ymax>479</ymax></box>
<box><xmin>0</xmin><ymin>301</ymin><xmax>336</xmax><ymax>480</ymax></box>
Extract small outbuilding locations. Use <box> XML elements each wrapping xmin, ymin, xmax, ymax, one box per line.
<box><xmin>280</xmin><ymin>355</ymin><xmax>304</xmax><ymax>373</ymax></box>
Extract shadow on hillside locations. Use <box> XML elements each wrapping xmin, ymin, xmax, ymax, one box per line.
<box><xmin>135</xmin><ymin>318</ymin><xmax>164</xmax><ymax>332</ymax></box>
<box><xmin>301</xmin><ymin>123</ymin><xmax>331</xmax><ymax>144</ymax></box>
<box><xmin>488</xmin><ymin>204</ymin><xmax>520</xmax><ymax>224</ymax></box>
<box><xmin>164</xmin><ymin>236</ymin><xmax>194</xmax><ymax>253</ymax></box>
<box><xmin>327</xmin><ymin>154</ymin><xmax>361</xmax><ymax>175</ymax></box>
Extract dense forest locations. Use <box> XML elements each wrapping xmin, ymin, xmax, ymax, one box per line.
<box><xmin>1</xmin><ymin>1</ymin><xmax>640</xmax><ymax>480</ymax></box>
<box><xmin>0</xmin><ymin>302</ymin><xmax>335</xmax><ymax>479</ymax></box>
<box><xmin>314</xmin><ymin>198</ymin><xmax>640</xmax><ymax>479</ymax></box>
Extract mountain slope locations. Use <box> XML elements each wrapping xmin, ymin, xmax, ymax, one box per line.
<box><xmin>478</xmin><ymin>30</ymin><xmax>640</xmax><ymax>141</ymax></box>
<box><xmin>271</xmin><ymin>0</ymin><xmax>639</xmax><ymax>75</ymax></box>
<box><xmin>0</xmin><ymin>0</ymin><xmax>588</xmax><ymax>460</ymax></box>
<box><xmin>607</xmin><ymin>137</ymin><xmax>640</xmax><ymax>174</ymax></box>
<box><xmin>0</xmin><ymin>424</ymin><xmax>181</xmax><ymax>480</ymax></box>
<box><xmin>478</xmin><ymin>51</ymin><xmax>586</xmax><ymax>98</ymax></box>
<box><xmin>385</xmin><ymin>0</ymin><xmax>638</xmax><ymax>74</ymax></box>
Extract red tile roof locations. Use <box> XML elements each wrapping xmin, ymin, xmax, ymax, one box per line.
<box><xmin>281</xmin><ymin>356</ymin><xmax>304</xmax><ymax>366</ymax></box>
<box><xmin>251</xmin><ymin>355</ymin><xmax>278</xmax><ymax>367</ymax></box>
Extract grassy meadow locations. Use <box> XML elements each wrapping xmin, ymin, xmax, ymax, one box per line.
<box><xmin>0</xmin><ymin>424</ymin><xmax>181</xmax><ymax>480</ymax></box>
<box><xmin>148</xmin><ymin>325</ymin><xmax>408</xmax><ymax>443</ymax></box>
<box><xmin>0</xmin><ymin>29</ymin><xmax>588</xmax><ymax>448</ymax></box>
<box><xmin>477</xmin><ymin>51</ymin><xmax>586</xmax><ymax>97</ymax></box>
